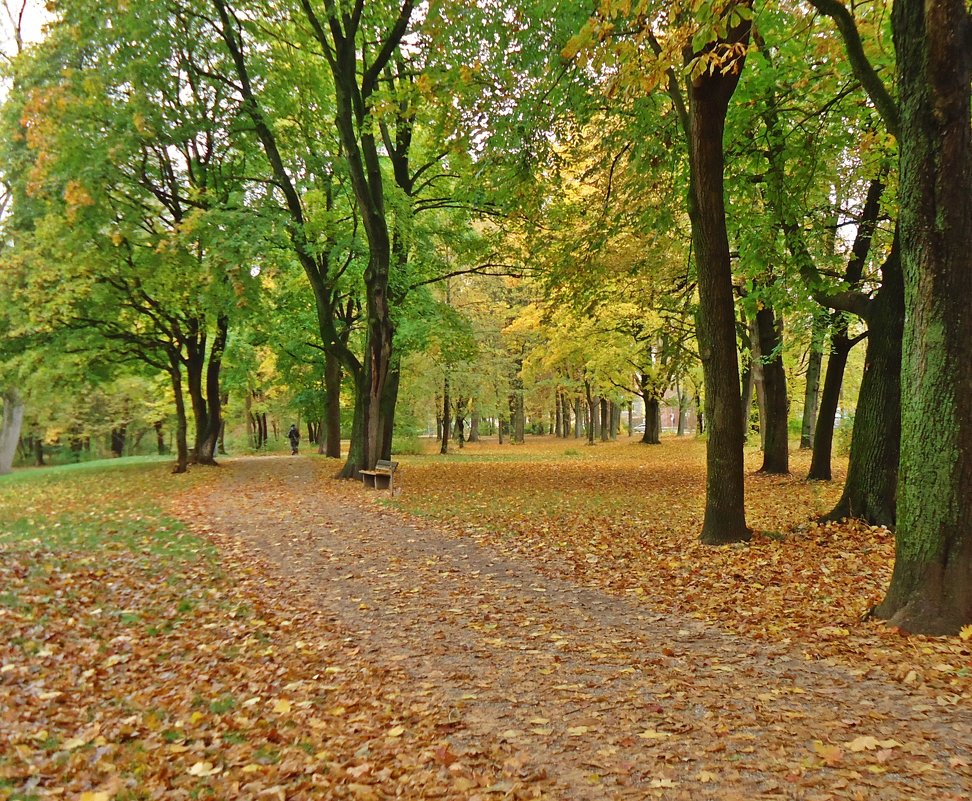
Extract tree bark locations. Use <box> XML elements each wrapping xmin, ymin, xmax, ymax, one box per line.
<box><xmin>874</xmin><ymin>0</ymin><xmax>972</xmax><ymax>633</ymax></box>
<box><xmin>684</xmin><ymin>22</ymin><xmax>752</xmax><ymax>543</ymax></box>
<box><xmin>168</xmin><ymin>354</ymin><xmax>189</xmax><ymax>474</ymax></box>
<box><xmin>324</xmin><ymin>350</ymin><xmax>342</xmax><ymax>458</ymax></box>
<box><xmin>198</xmin><ymin>314</ymin><xmax>228</xmax><ymax>464</ymax></box>
<box><xmin>801</xmin><ymin>322</ymin><xmax>825</xmax><ymax>449</ymax></box>
<box><xmin>599</xmin><ymin>398</ymin><xmax>610</xmax><ymax>442</ymax></box>
<box><xmin>808</xmin><ymin>321</ymin><xmax>854</xmax><ymax>480</ymax></box>
<box><xmin>824</xmin><ymin>239</ymin><xmax>902</xmax><ymax>527</ymax></box>
<box><xmin>756</xmin><ymin>305</ymin><xmax>789</xmax><ymax>474</ymax></box>
<box><xmin>0</xmin><ymin>389</ymin><xmax>25</xmax><ymax>475</ymax></box>
<box><xmin>739</xmin><ymin>317</ymin><xmax>755</xmax><ymax>443</ymax></box>
<box><xmin>642</xmin><ymin>397</ymin><xmax>661</xmax><ymax>445</ymax></box>
<box><xmin>440</xmin><ymin>373</ymin><xmax>450</xmax><ymax>455</ymax></box>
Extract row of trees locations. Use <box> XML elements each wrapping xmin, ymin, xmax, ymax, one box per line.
<box><xmin>0</xmin><ymin>0</ymin><xmax>969</xmax><ymax>634</ymax></box>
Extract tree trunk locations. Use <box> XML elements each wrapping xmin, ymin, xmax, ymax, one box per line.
<box><xmin>0</xmin><ymin>389</ymin><xmax>25</xmax><ymax>475</ymax></box>
<box><xmin>599</xmin><ymin>398</ymin><xmax>609</xmax><ymax>442</ymax></box>
<box><xmin>440</xmin><ymin>373</ymin><xmax>451</xmax><ymax>455</ymax></box>
<box><xmin>801</xmin><ymin>324</ymin><xmax>824</xmax><ymax>449</ymax></box>
<box><xmin>554</xmin><ymin>392</ymin><xmax>563</xmax><ymax>437</ymax></box>
<box><xmin>198</xmin><ymin>315</ymin><xmax>228</xmax><ymax>465</ymax></box>
<box><xmin>676</xmin><ymin>386</ymin><xmax>688</xmax><ymax>437</ymax></box>
<box><xmin>168</xmin><ymin>355</ymin><xmax>189</xmax><ymax>474</ymax></box>
<box><xmin>739</xmin><ymin>318</ymin><xmax>755</xmax><ymax>443</ymax></box>
<box><xmin>873</xmin><ymin>0</ymin><xmax>972</xmax><ymax>633</ymax></box>
<box><xmin>323</xmin><ymin>350</ymin><xmax>342</xmax><ymax>458</ymax></box>
<box><xmin>627</xmin><ymin>402</ymin><xmax>633</xmax><ymax>437</ymax></box>
<box><xmin>685</xmin><ymin>34</ymin><xmax>752</xmax><ymax>543</ymax></box>
<box><xmin>468</xmin><ymin>403</ymin><xmax>480</xmax><ymax>442</ymax></box>
<box><xmin>809</xmin><ymin>319</ymin><xmax>855</xmax><ymax>479</ymax></box>
<box><xmin>110</xmin><ymin>427</ymin><xmax>127</xmax><ymax>458</ymax></box>
<box><xmin>642</xmin><ymin>397</ymin><xmax>661</xmax><ymax>445</ymax></box>
<box><xmin>585</xmin><ymin>382</ymin><xmax>596</xmax><ymax>445</ymax></box>
<box><xmin>573</xmin><ymin>397</ymin><xmax>581</xmax><ymax>438</ymax></box>
<box><xmin>33</xmin><ymin>435</ymin><xmax>44</xmax><ymax>467</ymax></box>
<box><xmin>756</xmin><ymin>305</ymin><xmax>789</xmax><ymax>474</ymax></box>
<box><xmin>825</xmin><ymin>240</ymin><xmax>903</xmax><ymax>527</ymax></box>
<box><xmin>185</xmin><ymin>344</ymin><xmax>210</xmax><ymax>465</ymax></box>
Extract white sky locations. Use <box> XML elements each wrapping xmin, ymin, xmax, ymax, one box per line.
<box><xmin>2</xmin><ymin>0</ymin><xmax>49</xmax><ymax>55</ymax></box>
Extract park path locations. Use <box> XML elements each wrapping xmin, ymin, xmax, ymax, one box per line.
<box><xmin>178</xmin><ymin>456</ymin><xmax>972</xmax><ymax>801</ymax></box>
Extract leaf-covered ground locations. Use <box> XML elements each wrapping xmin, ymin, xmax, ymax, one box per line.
<box><xmin>3</xmin><ymin>440</ymin><xmax>972</xmax><ymax>800</ymax></box>
<box><xmin>0</xmin><ymin>461</ymin><xmax>549</xmax><ymax>800</ymax></box>
<box><xmin>181</xmin><ymin>447</ymin><xmax>970</xmax><ymax>799</ymax></box>
<box><xmin>376</xmin><ymin>437</ymin><xmax>972</xmax><ymax>700</ymax></box>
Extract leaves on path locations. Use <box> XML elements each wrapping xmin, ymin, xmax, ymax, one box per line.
<box><xmin>370</xmin><ymin>439</ymin><xmax>972</xmax><ymax>706</ymax></box>
<box><xmin>0</xmin><ymin>464</ymin><xmax>550</xmax><ymax>800</ymax></box>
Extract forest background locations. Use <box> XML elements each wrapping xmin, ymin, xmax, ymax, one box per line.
<box><xmin>0</xmin><ymin>0</ymin><xmax>970</xmax><ymax>635</ymax></box>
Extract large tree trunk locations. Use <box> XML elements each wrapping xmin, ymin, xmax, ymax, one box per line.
<box><xmin>0</xmin><ymin>389</ymin><xmax>25</xmax><ymax>475</ymax></box>
<box><xmin>323</xmin><ymin>350</ymin><xmax>342</xmax><ymax>457</ymax></box>
<box><xmin>824</xmin><ymin>240</ymin><xmax>903</xmax><ymax>527</ymax></box>
<box><xmin>599</xmin><ymin>398</ymin><xmax>610</xmax><ymax>442</ymax></box>
<box><xmin>684</xmin><ymin>16</ymin><xmax>752</xmax><ymax>544</ymax></box>
<box><xmin>756</xmin><ymin>305</ymin><xmax>789</xmax><ymax>474</ymax></box>
<box><xmin>801</xmin><ymin>321</ymin><xmax>825</xmax><ymax>449</ymax></box>
<box><xmin>642</xmin><ymin>396</ymin><xmax>661</xmax><ymax>445</ymax></box>
<box><xmin>380</xmin><ymin>354</ymin><xmax>401</xmax><ymax>460</ymax></box>
<box><xmin>873</xmin><ymin>0</ymin><xmax>972</xmax><ymax>634</ymax></box>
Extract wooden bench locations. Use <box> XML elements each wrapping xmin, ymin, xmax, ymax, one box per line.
<box><xmin>359</xmin><ymin>459</ymin><xmax>399</xmax><ymax>491</ymax></box>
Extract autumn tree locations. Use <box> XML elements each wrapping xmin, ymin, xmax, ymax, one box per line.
<box><xmin>872</xmin><ymin>0</ymin><xmax>972</xmax><ymax>633</ymax></box>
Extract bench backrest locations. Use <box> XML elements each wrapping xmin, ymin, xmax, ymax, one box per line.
<box><xmin>375</xmin><ymin>459</ymin><xmax>398</xmax><ymax>472</ymax></box>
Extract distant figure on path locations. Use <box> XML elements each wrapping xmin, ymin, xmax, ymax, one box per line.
<box><xmin>288</xmin><ymin>424</ymin><xmax>300</xmax><ymax>455</ymax></box>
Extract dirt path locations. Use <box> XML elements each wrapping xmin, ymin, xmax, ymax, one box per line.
<box><xmin>180</xmin><ymin>456</ymin><xmax>972</xmax><ymax>800</ymax></box>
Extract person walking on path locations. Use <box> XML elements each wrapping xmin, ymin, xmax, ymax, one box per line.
<box><xmin>287</xmin><ymin>424</ymin><xmax>300</xmax><ymax>455</ymax></box>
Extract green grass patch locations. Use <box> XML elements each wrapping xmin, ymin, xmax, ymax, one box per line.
<box><xmin>0</xmin><ymin>460</ymin><xmax>214</xmax><ymax>562</ymax></box>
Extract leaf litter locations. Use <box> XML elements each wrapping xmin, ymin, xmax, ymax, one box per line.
<box><xmin>168</xmin><ymin>443</ymin><xmax>972</xmax><ymax>800</ymax></box>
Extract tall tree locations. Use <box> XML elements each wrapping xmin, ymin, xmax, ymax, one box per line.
<box><xmin>873</xmin><ymin>0</ymin><xmax>972</xmax><ymax>633</ymax></box>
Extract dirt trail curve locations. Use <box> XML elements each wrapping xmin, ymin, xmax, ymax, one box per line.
<box><xmin>180</xmin><ymin>456</ymin><xmax>972</xmax><ymax>801</ymax></box>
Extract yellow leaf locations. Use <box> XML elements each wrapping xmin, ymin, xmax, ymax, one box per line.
<box><xmin>272</xmin><ymin>699</ymin><xmax>292</xmax><ymax>714</ymax></box>
<box><xmin>79</xmin><ymin>793</ymin><xmax>110</xmax><ymax>801</ymax></box>
<box><xmin>241</xmin><ymin>764</ymin><xmax>262</xmax><ymax>773</ymax></box>
<box><xmin>386</xmin><ymin>725</ymin><xmax>405</xmax><ymax>737</ymax></box>
<box><xmin>697</xmin><ymin>771</ymin><xmax>719</xmax><ymax>783</ymax></box>
<box><xmin>566</xmin><ymin>725</ymin><xmax>590</xmax><ymax>736</ymax></box>
<box><xmin>959</xmin><ymin>624</ymin><xmax>972</xmax><ymax>641</ymax></box>
<box><xmin>812</xmin><ymin>741</ymin><xmax>844</xmax><ymax>766</ymax></box>
<box><xmin>847</xmin><ymin>735</ymin><xmax>880</xmax><ymax>752</ymax></box>
<box><xmin>637</xmin><ymin>729</ymin><xmax>671</xmax><ymax>740</ymax></box>
<box><xmin>62</xmin><ymin>736</ymin><xmax>88</xmax><ymax>750</ymax></box>
<box><xmin>187</xmin><ymin>761</ymin><xmax>221</xmax><ymax>777</ymax></box>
